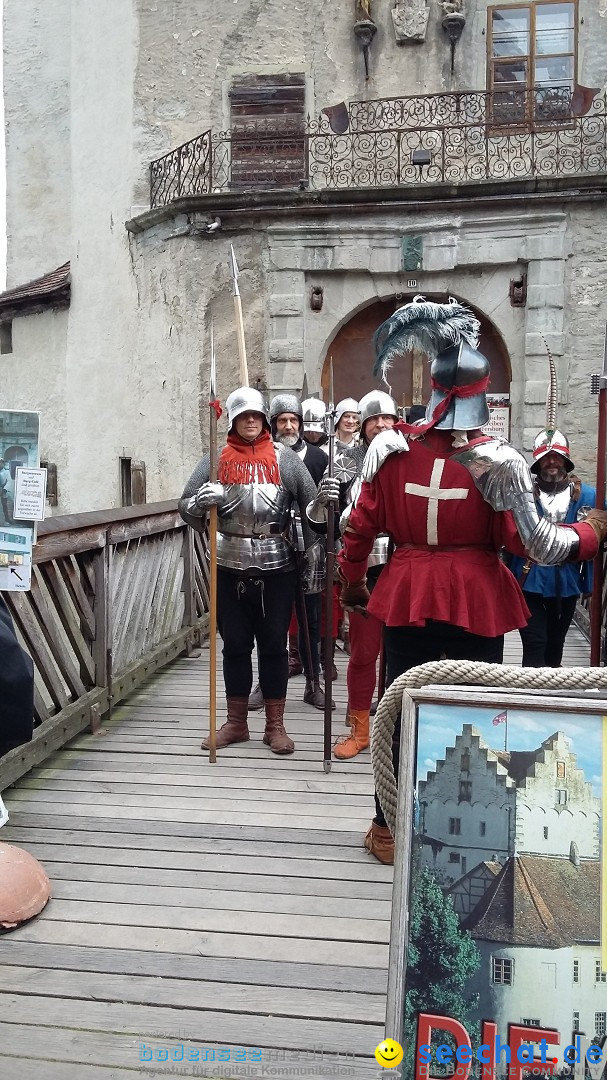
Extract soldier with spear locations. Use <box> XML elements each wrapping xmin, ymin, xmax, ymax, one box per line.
<box><xmin>178</xmin><ymin>249</ymin><xmax>318</xmax><ymax>756</ymax></box>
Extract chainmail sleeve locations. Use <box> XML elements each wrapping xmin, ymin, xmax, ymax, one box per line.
<box><xmin>278</xmin><ymin>445</ymin><xmax>317</xmax><ymax>549</ymax></box>
<box><xmin>452</xmin><ymin>439</ymin><xmax>580</xmax><ymax>564</ymax></box>
<box><xmin>178</xmin><ymin>454</ymin><xmax>211</xmax><ymax>532</ymax></box>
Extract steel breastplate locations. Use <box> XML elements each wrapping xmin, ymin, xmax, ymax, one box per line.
<box><xmin>216</xmin><ymin>479</ymin><xmax>293</xmax><ymax>571</ymax></box>
<box><xmin>537</xmin><ymin>485</ymin><xmax>572</xmax><ymax>524</ymax></box>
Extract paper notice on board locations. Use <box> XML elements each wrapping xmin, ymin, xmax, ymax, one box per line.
<box><xmin>0</xmin><ymin>795</ymin><xmax>8</xmax><ymax>828</ymax></box>
<box><xmin>13</xmin><ymin>467</ymin><xmax>47</xmax><ymax>521</ymax></box>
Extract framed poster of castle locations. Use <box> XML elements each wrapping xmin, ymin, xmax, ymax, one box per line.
<box><xmin>386</xmin><ymin>687</ymin><xmax>607</xmax><ymax>1080</ymax></box>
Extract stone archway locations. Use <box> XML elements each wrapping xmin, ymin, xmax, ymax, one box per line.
<box><xmin>321</xmin><ymin>295</ymin><xmax>511</xmax><ymax>408</ymax></box>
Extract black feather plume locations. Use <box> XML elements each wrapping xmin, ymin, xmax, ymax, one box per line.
<box><xmin>373</xmin><ymin>296</ymin><xmax>480</xmax><ymax>383</ymax></box>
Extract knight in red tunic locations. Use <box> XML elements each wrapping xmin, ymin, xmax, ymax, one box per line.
<box><xmin>335</xmin><ymin>297</ymin><xmax>607</xmax><ymax>865</ymax></box>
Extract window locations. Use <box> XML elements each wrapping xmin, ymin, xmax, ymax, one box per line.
<box><xmin>522</xmin><ymin>1018</ymin><xmax>540</xmax><ymax>1026</ymax></box>
<box><xmin>480</xmin><ymin>822</ymin><xmax>487</xmax><ymax>837</ymax></box>
<box><xmin>595</xmin><ymin>1013</ymin><xmax>607</xmax><ymax>1037</ymax></box>
<box><xmin>459</xmin><ymin>780</ymin><xmax>472</xmax><ymax>802</ymax></box>
<box><xmin>572</xmin><ymin>1012</ymin><xmax>580</xmax><ymax>1033</ymax></box>
<box><xmin>229</xmin><ymin>73</ymin><xmax>306</xmax><ymax>189</ymax></box>
<box><xmin>40</xmin><ymin>460</ymin><xmax>58</xmax><ymax>507</ymax></box>
<box><xmin>595</xmin><ymin>962</ymin><xmax>606</xmax><ymax>983</ymax></box>
<box><xmin>557</xmin><ymin>761</ymin><xmax>566</xmax><ymax>779</ymax></box>
<box><xmin>460</xmin><ymin>751</ymin><xmax>470</xmax><ymax>771</ymax></box>
<box><xmin>543</xmin><ymin>826</ymin><xmax>549</xmax><ymax>839</ymax></box>
<box><xmin>573</xmin><ymin>959</ymin><xmax>580</xmax><ymax>983</ymax></box>
<box><xmin>556</xmin><ymin>789</ymin><xmax>568</xmax><ymax>805</ymax></box>
<box><xmin>492</xmin><ymin>957</ymin><xmax>514</xmax><ymax>985</ymax></box>
<box><xmin>120</xmin><ymin>458</ymin><xmax>146</xmax><ymax>507</ymax></box>
<box><xmin>449</xmin><ymin>853</ymin><xmax>461</xmax><ymax>863</ymax></box>
<box><xmin>488</xmin><ymin>2</ymin><xmax>576</xmax><ymax>124</ymax></box>
<box><xmin>449</xmin><ymin>818</ymin><xmax>461</xmax><ymax>835</ymax></box>
<box><xmin>0</xmin><ymin>321</ymin><xmax>12</xmax><ymax>355</ymax></box>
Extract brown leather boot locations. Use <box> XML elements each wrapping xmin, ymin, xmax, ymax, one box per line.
<box><xmin>333</xmin><ymin>709</ymin><xmax>370</xmax><ymax>759</ymax></box>
<box><xmin>263</xmin><ymin>699</ymin><xmax>294</xmax><ymax>754</ymax></box>
<box><xmin>201</xmin><ymin>696</ymin><xmax>249</xmax><ymax>750</ymax></box>
<box><xmin>321</xmin><ymin>638</ymin><xmax>338</xmax><ymax>681</ymax></box>
<box><xmin>303</xmin><ymin>676</ymin><xmax>335</xmax><ymax>711</ymax></box>
<box><xmin>248</xmin><ymin>682</ymin><xmax>264</xmax><ymax>711</ymax></box>
<box><xmin>364</xmin><ymin>822</ymin><xmax>394</xmax><ymax>865</ymax></box>
<box><xmin>288</xmin><ymin>633</ymin><xmax>303</xmax><ymax>677</ymax></box>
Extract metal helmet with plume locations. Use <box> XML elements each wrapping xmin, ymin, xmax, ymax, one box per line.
<box><xmin>531</xmin><ymin>336</ymin><xmax>574</xmax><ymax>474</ymax></box>
<box><xmin>373</xmin><ymin>296</ymin><xmax>490</xmax><ymax>433</ymax></box>
<box><xmin>373</xmin><ymin>295</ymin><xmax>480</xmax><ymax>384</ymax></box>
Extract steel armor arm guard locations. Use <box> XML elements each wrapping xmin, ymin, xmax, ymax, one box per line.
<box><xmin>452</xmin><ymin>439</ymin><xmax>581</xmax><ymax>564</ymax></box>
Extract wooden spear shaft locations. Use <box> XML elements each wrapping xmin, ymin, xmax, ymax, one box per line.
<box><xmin>207</xmin><ymin>331</ymin><xmax>219</xmax><ymax>762</ymax></box>
<box><xmin>590</xmin><ymin>324</ymin><xmax>607</xmax><ymax>665</ymax></box>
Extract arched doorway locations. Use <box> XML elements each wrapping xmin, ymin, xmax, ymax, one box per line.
<box><xmin>321</xmin><ymin>295</ymin><xmax>511</xmax><ymax>408</ymax></box>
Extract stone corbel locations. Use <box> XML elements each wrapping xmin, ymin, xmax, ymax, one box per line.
<box><xmin>391</xmin><ymin>0</ymin><xmax>430</xmax><ymax>45</ymax></box>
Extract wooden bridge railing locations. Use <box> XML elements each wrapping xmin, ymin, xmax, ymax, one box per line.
<box><xmin>0</xmin><ymin>502</ymin><xmax>209</xmax><ymax>790</ymax></box>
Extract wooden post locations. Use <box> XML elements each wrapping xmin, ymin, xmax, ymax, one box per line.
<box><xmin>92</xmin><ymin>539</ymin><xmax>111</xmax><ymax>718</ymax></box>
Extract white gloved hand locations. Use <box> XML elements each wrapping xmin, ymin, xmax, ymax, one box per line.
<box><xmin>316</xmin><ymin>476</ymin><xmax>340</xmax><ymax>506</ymax></box>
<box><xmin>187</xmin><ymin>481</ymin><xmax>225</xmax><ymax>513</ymax></box>
<box><xmin>362</xmin><ymin>429</ymin><xmax>409</xmax><ymax>482</ymax></box>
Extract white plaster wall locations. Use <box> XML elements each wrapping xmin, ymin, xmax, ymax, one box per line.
<box><xmin>471</xmin><ymin>942</ymin><xmax>581</xmax><ymax>1059</ymax></box>
<box><xmin>3</xmin><ymin>0</ymin><xmax>71</xmax><ymax>286</ymax></box>
<box><xmin>61</xmin><ymin>2</ymin><xmax>140</xmax><ymax>511</ymax></box>
<box><xmin>1</xmin><ymin>310</ymin><xmax>69</xmax><ymax>514</ymax></box>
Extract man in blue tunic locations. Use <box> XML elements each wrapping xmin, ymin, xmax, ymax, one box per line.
<box><xmin>507</xmin><ymin>427</ymin><xmax>595</xmax><ymax>667</ymax></box>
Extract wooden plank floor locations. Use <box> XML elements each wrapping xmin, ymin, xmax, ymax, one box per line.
<box><xmin>0</xmin><ymin>643</ymin><xmax>390</xmax><ymax>1079</ymax></box>
<box><xmin>0</xmin><ymin>623</ymin><xmax>590</xmax><ymax>1078</ymax></box>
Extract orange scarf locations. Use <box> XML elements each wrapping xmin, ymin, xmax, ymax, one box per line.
<box><xmin>218</xmin><ymin>429</ymin><xmax>281</xmax><ymax>486</ymax></box>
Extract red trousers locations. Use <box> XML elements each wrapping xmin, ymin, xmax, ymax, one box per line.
<box><xmin>346</xmin><ymin>608</ymin><xmax>383</xmax><ymax>711</ymax></box>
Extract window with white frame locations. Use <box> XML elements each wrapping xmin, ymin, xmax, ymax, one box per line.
<box><xmin>573</xmin><ymin>959</ymin><xmax>580</xmax><ymax>983</ymax></box>
<box><xmin>595</xmin><ymin>961</ymin><xmax>606</xmax><ymax>983</ymax></box>
<box><xmin>595</xmin><ymin>1013</ymin><xmax>607</xmax><ymax>1037</ymax></box>
<box><xmin>492</xmin><ymin>957</ymin><xmax>514</xmax><ymax>984</ymax></box>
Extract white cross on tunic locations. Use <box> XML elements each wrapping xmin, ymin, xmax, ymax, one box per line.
<box><xmin>404</xmin><ymin>458</ymin><xmax>469</xmax><ymax>545</ymax></box>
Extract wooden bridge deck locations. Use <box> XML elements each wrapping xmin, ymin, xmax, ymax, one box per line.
<box><xmin>0</xmin><ymin>624</ymin><xmax>590</xmax><ymax>1078</ymax></box>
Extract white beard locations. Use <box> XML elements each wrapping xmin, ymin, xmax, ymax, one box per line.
<box><xmin>277</xmin><ymin>433</ymin><xmax>299</xmax><ymax>447</ymax></box>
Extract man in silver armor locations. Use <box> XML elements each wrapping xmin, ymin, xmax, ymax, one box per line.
<box><xmin>248</xmin><ymin>393</ymin><xmax>330</xmax><ymax>711</ymax></box>
<box><xmin>310</xmin><ymin>390</ymin><xmax>399</xmax><ymax>760</ymax></box>
<box><xmin>334</xmin><ymin>297</ymin><xmax>607</xmax><ymax>863</ymax></box>
<box><xmin>179</xmin><ymin>387</ymin><xmax>317</xmax><ymax>755</ymax></box>
<box><xmin>302</xmin><ymin>397</ymin><xmax>328</xmax><ymax>450</ymax></box>
<box><xmin>335</xmin><ymin>398</ymin><xmax>360</xmax><ymax>449</ymax></box>
<box><xmin>507</xmin><ymin>428</ymin><xmax>596</xmax><ymax>666</ymax></box>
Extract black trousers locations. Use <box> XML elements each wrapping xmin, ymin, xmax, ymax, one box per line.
<box><xmin>374</xmin><ymin>621</ymin><xmax>504</xmax><ymax>827</ymax></box>
<box><xmin>216</xmin><ymin>568</ymin><xmax>297</xmax><ymax>700</ymax></box>
<box><xmin>295</xmin><ymin>591</ymin><xmax>322</xmax><ymax>677</ymax></box>
<box><xmin>0</xmin><ymin>594</ymin><xmax>34</xmax><ymax>757</ymax></box>
<box><xmin>519</xmin><ymin>591</ymin><xmax>578</xmax><ymax>668</ymax></box>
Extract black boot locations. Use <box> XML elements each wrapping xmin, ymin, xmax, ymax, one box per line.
<box><xmin>303</xmin><ymin>676</ymin><xmax>335</xmax><ymax>711</ymax></box>
<box><xmin>248</xmin><ymin>683</ymin><xmax>264</xmax><ymax>711</ymax></box>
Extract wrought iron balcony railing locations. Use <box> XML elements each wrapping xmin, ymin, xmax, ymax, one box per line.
<box><xmin>149</xmin><ymin>87</ymin><xmax>606</xmax><ymax>209</ymax></box>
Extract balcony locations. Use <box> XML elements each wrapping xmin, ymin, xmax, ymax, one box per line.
<box><xmin>149</xmin><ymin>87</ymin><xmax>606</xmax><ymax>210</ymax></box>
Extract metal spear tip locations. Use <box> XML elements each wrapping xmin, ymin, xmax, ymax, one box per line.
<box><xmin>328</xmin><ymin>357</ymin><xmax>335</xmax><ymax>412</ymax></box>
<box><xmin>229</xmin><ymin>244</ymin><xmax>240</xmax><ymax>296</ymax></box>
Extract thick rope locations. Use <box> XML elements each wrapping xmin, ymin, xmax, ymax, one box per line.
<box><xmin>372</xmin><ymin>661</ymin><xmax>607</xmax><ymax>835</ymax></box>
